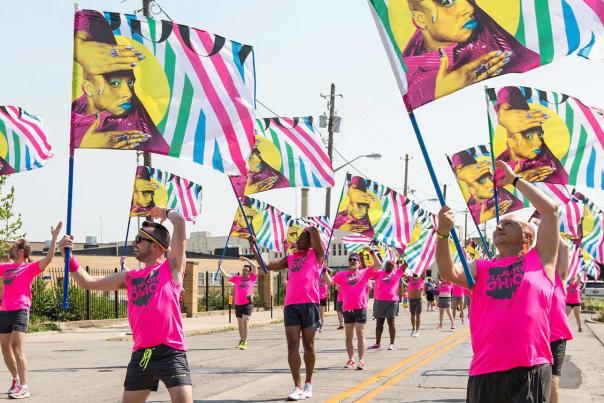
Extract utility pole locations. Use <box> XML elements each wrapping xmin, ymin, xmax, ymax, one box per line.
<box><xmin>403</xmin><ymin>154</ymin><xmax>409</xmax><ymax>197</ymax></box>
<box><xmin>322</xmin><ymin>83</ymin><xmax>340</xmax><ymax>218</ymax></box>
<box><xmin>301</xmin><ymin>188</ymin><xmax>309</xmax><ymax>216</ymax></box>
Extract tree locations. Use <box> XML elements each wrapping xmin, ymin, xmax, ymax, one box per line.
<box><xmin>0</xmin><ymin>175</ymin><xmax>24</xmax><ymax>258</ymax></box>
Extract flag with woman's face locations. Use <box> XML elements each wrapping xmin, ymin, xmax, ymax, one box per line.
<box><xmin>129</xmin><ymin>166</ymin><xmax>202</xmax><ymax>222</ymax></box>
<box><xmin>70</xmin><ymin>10</ymin><xmax>255</xmax><ymax>175</ymax></box>
<box><xmin>368</xmin><ymin>0</ymin><xmax>603</xmax><ymax>110</ymax></box>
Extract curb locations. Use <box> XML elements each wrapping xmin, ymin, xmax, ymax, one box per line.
<box><xmin>585</xmin><ymin>320</ymin><xmax>604</xmax><ymax>347</ymax></box>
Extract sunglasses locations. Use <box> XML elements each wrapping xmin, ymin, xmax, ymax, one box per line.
<box><xmin>134</xmin><ymin>235</ymin><xmax>152</xmax><ymax>244</ymax></box>
<box><xmin>135</xmin><ymin>230</ymin><xmax>167</xmax><ymax>250</ymax></box>
<box><xmin>348</xmin><ymin>257</ymin><xmax>359</xmax><ymax>262</ymax></box>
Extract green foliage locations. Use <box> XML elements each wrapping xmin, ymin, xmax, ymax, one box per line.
<box><xmin>582</xmin><ymin>297</ymin><xmax>604</xmax><ymax>312</ymax></box>
<box><xmin>198</xmin><ymin>287</ymin><xmax>227</xmax><ymax>311</ymax></box>
<box><xmin>0</xmin><ymin>175</ymin><xmax>24</xmax><ymax>258</ymax></box>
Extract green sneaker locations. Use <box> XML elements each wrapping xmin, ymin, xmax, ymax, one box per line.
<box><xmin>236</xmin><ymin>340</ymin><xmax>244</xmax><ymax>349</ymax></box>
<box><xmin>240</xmin><ymin>341</ymin><xmax>248</xmax><ymax>350</ymax></box>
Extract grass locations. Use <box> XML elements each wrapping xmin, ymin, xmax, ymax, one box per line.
<box><xmin>28</xmin><ymin>316</ymin><xmax>60</xmax><ymax>333</ymax></box>
<box><xmin>582</xmin><ymin>297</ymin><xmax>604</xmax><ymax>323</ymax></box>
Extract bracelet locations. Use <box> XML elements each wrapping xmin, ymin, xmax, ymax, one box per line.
<box><xmin>165</xmin><ymin>208</ymin><xmax>175</xmax><ymax>218</ymax></box>
<box><xmin>69</xmin><ymin>257</ymin><xmax>80</xmax><ymax>273</ymax></box>
<box><xmin>512</xmin><ymin>176</ymin><xmax>521</xmax><ymax>187</ymax></box>
<box><xmin>436</xmin><ymin>232</ymin><xmax>449</xmax><ymax>240</ymax></box>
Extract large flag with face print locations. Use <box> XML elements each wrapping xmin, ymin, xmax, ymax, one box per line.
<box><xmin>229</xmin><ymin>197</ymin><xmax>289</xmax><ymax>253</ymax></box>
<box><xmin>576</xmin><ymin>194</ymin><xmax>604</xmax><ymax>264</ymax></box>
<box><xmin>129</xmin><ymin>166</ymin><xmax>202</xmax><ymax>222</ymax></box>
<box><xmin>341</xmin><ymin>233</ymin><xmax>400</xmax><ymax>264</ymax></box>
<box><xmin>284</xmin><ymin>216</ymin><xmax>332</xmax><ymax>254</ymax></box>
<box><xmin>368</xmin><ymin>0</ymin><xmax>604</xmax><ymax>110</ymax></box>
<box><xmin>0</xmin><ymin>106</ymin><xmax>52</xmax><ymax>175</ymax></box>
<box><xmin>231</xmin><ymin>117</ymin><xmax>334</xmax><ymax>195</ymax></box>
<box><xmin>70</xmin><ymin>10</ymin><xmax>255</xmax><ymax>175</ymax></box>
<box><xmin>488</xmin><ymin>86</ymin><xmax>604</xmax><ymax>189</ymax></box>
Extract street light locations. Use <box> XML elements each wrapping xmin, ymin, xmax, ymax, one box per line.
<box><xmin>326</xmin><ymin>153</ymin><xmax>382</xmax><ymax>218</ymax></box>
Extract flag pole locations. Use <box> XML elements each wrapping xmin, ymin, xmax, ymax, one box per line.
<box><xmin>213</xmin><ymin>235</ymin><xmax>231</xmax><ymax>282</ymax></box>
<box><xmin>486</xmin><ymin>87</ymin><xmax>501</xmax><ymax>223</ymax></box>
<box><xmin>405</xmin><ymin>101</ymin><xmax>475</xmax><ymax>286</ymax></box>
<box><xmin>121</xmin><ymin>216</ymin><xmax>132</xmax><ymax>271</ymax></box>
<box><xmin>228</xmin><ymin>180</ymin><xmax>269</xmax><ymax>274</ymax></box>
<box><xmin>63</xmin><ymin>153</ymin><xmax>75</xmax><ymax>309</ymax></box>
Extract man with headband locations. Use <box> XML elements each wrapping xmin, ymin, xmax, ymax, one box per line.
<box><xmin>59</xmin><ymin>207</ymin><xmax>192</xmax><ymax>403</ymax></box>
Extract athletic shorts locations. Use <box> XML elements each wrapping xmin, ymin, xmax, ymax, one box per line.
<box><xmin>467</xmin><ymin>364</ymin><xmax>551</xmax><ymax>403</ymax></box>
<box><xmin>566</xmin><ymin>303</ymin><xmax>581</xmax><ymax>308</ymax></box>
<box><xmin>235</xmin><ymin>303</ymin><xmax>253</xmax><ymax>318</ymax></box>
<box><xmin>124</xmin><ymin>344</ymin><xmax>192</xmax><ymax>391</ymax></box>
<box><xmin>452</xmin><ymin>296</ymin><xmax>463</xmax><ymax>304</ymax></box>
<box><xmin>550</xmin><ymin>339</ymin><xmax>567</xmax><ymax>376</ymax></box>
<box><xmin>438</xmin><ymin>296</ymin><xmax>452</xmax><ymax>309</ymax></box>
<box><xmin>336</xmin><ymin>301</ymin><xmax>343</xmax><ymax>312</ymax></box>
<box><xmin>409</xmin><ymin>298</ymin><xmax>422</xmax><ymax>315</ymax></box>
<box><xmin>0</xmin><ymin>309</ymin><xmax>29</xmax><ymax>333</ymax></box>
<box><xmin>464</xmin><ymin>295</ymin><xmax>471</xmax><ymax>306</ymax></box>
<box><xmin>373</xmin><ymin>300</ymin><xmax>399</xmax><ymax>319</ymax></box>
<box><xmin>320</xmin><ymin>298</ymin><xmax>328</xmax><ymax>307</ymax></box>
<box><xmin>284</xmin><ymin>303</ymin><xmax>320</xmax><ymax>329</ymax></box>
<box><xmin>426</xmin><ymin>292</ymin><xmax>435</xmax><ymax>302</ymax></box>
<box><xmin>343</xmin><ymin>309</ymin><xmax>367</xmax><ymax>324</ymax></box>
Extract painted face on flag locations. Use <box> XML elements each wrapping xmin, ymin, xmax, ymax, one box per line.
<box><xmin>243</xmin><ymin>136</ymin><xmax>288</xmax><ymax>194</ymax></box>
<box><xmin>334</xmin><ymin>177</ymin><xmax>383</xmax><ymax>238</ymax></box>
<box><xmin>409</xmin><ymin>0</ymin><xmax>477</xmax><ymax>44</ymax></box>
<box><xmin>130</xmin><ymin>167</ymin><xmax>168</xmax><ymax>216</ymax></box>
<box><xmin>83</xmin><ymin>71</ymin><xmax>135</xmax><ymax>116</ymax></box>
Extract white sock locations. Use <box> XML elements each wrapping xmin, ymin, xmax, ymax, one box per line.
<box><xmin>20</xmin><ymin>384</ymin><xmax>27</xmax><ymax>389</ymax></box>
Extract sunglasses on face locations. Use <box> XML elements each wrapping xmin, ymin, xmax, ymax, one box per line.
<box><xmin>348</xmin><ymin>257</ymin><xmax>359</xmax><ymax>262</ymax></box>
<box><xmin>134</xmin><ymin>235</ymin><xmax>151</xmax><ymax>244</ymax></box>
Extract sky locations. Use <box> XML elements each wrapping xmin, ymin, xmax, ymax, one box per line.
<box><xmin>1</xmin><ymin>0</ymin><xmax>603</xmax><ymax>244</ymax></box>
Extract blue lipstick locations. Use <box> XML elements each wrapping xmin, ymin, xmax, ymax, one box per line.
<box><xmin>463</xmin><ymin>18</ymin><xmax>478</xmax><ymax>30</ymax></box>
<box><xmin>120</xmin><ymin>102</ymin><xmax>132</xmax><ymax>111</ymax></box>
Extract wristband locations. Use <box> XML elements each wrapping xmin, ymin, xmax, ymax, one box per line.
<box><xmin>512</xmin><ymin>176</ymin><xmax>521</xmax><ymax>187</ymax></box>
<box><xmin>69</xmin><ymin>257</ymin><xmax>81</xmax><ymax>273</ymax></box>
<box><xmin>165</xmin><ymin>208</ymin><xmax>175</xmax><ymax>218</ymax></box>
<box><xmin>436</xmin><ymin>232</ymin><xmax>449</xmax><ymax>240</ymax></box>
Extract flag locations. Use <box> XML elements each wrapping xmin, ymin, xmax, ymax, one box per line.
<box><xmin>488</xmin><ymin>86</ymin><xmax>604</xmax><ymax>189</ymax></box>
<box><xmin>70</xmin><ymin>10</ymin><xmax>255</xmax><ymax>175</ymax></box>
<box><xmin>0</xmin><ymin>106</ymin><xmax>52</xmax><ymax>175</ymax></box>
<box><xmin>229</xmin><ymin>197</ymin><xmax>289</xmax><ymax>253</ymax></box>
<box><xmin>559</xmin><ymin>198</ymin><xmax>584</xmax><ymax>239</ymax></box>
<box><xmin>448</xmin><ymin>144</ymin><xmax>523</xmax><ymax>224</ymax></box>
<box><xmin>567</xmin><ymin>243</ymin><xmax>584</xmax><ymax>282</ymax></box>
<box><xmin>368</xmin><ymin>0</ymin><xmax>604</xmax><ymax>110</ymax></box>
<box><xmin>402</xmin><ymin>229</ymin><xmax>436</xmax><ymax>276</ymax></box>
<box><xmin>231</xmin><ymin>117</ymin><xmax>334</xmax><ymax>195</ymax></box>
<box><xmin>129</xmin><ymin>166</ymin><xmax>202</xmax><ymax>222</ymax></box>
<box><xmin>341</xmin><ymin>233</ymin><xmax>399</xmax><ymax>265</ymax></box>
<box><xmin>333</xmin><ymin>174</ymin><xmax>429</xmax><ymax>248</ymax></box>
<box><xmin>578</xmin><ymin>196</ymin><xmax>604</xmax><ymax>264</ymax></box>
<box><xmin>284</xmin><ymin>215</ymin><xmax>332</xmax><ymax>254</ymax></box>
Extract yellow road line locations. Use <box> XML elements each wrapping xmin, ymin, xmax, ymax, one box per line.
<box><xmin>356</xmin><ymin>332</ymin><xmax>470</xmax><ymax>402</ymax></box>
<box><xmin>325</xmin><ymin>330</ymin><xmax>469</xmax><ymax>403</ymax></box>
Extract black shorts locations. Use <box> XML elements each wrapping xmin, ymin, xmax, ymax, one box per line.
<box><xmin>284</xmin><ymin>303</ymin><xmax>320</xmax><ymax>329</ymax></box>
<box><xmin>0</xmin><ymin>309</ymin><xmax>29</xmax><ymax>333</ymax></box>
<box><xmin>235</xmin><ymin>303</ymin><xmax>253</xmax><ymax>318</ymax></box>
<box><xmin>566</xmin><ymin>303</ymin><xmax>581</xmax><ymax>308</ymax></box>
<box><xmin>343</xmin><ymin>309</ymin><xmax>367</xmax><ymax>324</ymax></box>
<box><xmin>550</xmin><ymin>339</ymin><xmax>567</xmax><ymax>376</ymax></box>
<box><xmin>467</xmin><ymin>363</ymin><xmax>551</xmax><ymax>403</ymax></box>
<box><xmin>426</xmin><ymin>292</ymin><xmax>435</xmax><ymax>302</ymax></box>
<box><xmin>320</xmin><ymin>298</ymin><xmax>328</xmax><ymax>307</ymax></box>
<box><xmin>409</xmin><ymin>298</ymin><xmax>422</xmax><ymax>315</ymax></box>
<box><xmin>124</xmin><ymin>345</ymin><xmax>192</xmax><ymax>391</ymax></box>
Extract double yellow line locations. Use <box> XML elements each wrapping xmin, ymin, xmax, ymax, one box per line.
<box><xmin>326</xmin><ymin>330</ymin><xmax>470</xmax><ymax>402</ymax></box>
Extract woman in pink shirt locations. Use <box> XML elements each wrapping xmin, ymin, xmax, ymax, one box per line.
<box><xmin>61</xmin><ymin>208</ymin><xmax>193</xmax><ymax>403</ymax></box>
<box><xmin>219</xmin><ymin>256</ymin><xmax>258</xmax><ymax>350</ymax></box>
<box><xmin>437</xmin><ymin>277</ymin><xmax>455</xmax><ymax>330</ymax></box>
<box><xmin>451</xmin><ymin>284</ymin><xmax>466</xmax><ymax>325</ymax></box>
<box><xmin>318</xmin><ymin>266</ymin><xmax>333</xmax><ymax>333</ymax></box>
<box><xmin>566</xmin><ymin>274</ymin><xmax>583</xmax><ymax>333</ymax></box>
<box><xmin>0</xmin><ymin>222</ymin><xmax>61</xmax><ymax>399</ymax></box>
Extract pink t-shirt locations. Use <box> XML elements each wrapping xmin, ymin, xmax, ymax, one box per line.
<box><xmin>439</xmin><ymin>281</ymin><xmax>452</xmax><ymax>295</ymax></box>
<box><xmin>550</xmin><ymin>273</ymin><xmax>573</xmax><ymax>342</ymax></box>
<box><xmin>126</xmin><ymin>260</ymin><xmax>185</xmax><ymax>352</ymax></box>
<box><xmin>469</xmin><ymin>249</ymin><xmax>554</xmax><ymax>376</ymax></box>
<box><xmin>230</xmin><ymin>273</ymin><xmax>257</xmax><ymax>306</ymax></box>
<box><xmin>407</xmin><ymin>277</ymin><xmax>424</xmax><ymax>292</ymax></box>
<box><xmin>333</xmin><ymin>269</ymin><xmax>373</xmax><ymax>311</ymax></box>
<box><xmin>285</xmin><ymin>248</ymin><xmax>321</xmax><ymax>306</ymax></box>
<box><xmin>373</xmin><ymin>268</ymin><xmax>403</xmax><ymax>301</ymax></box>
<box><xmin>452</xmin><ymin>284</ymin><xmax>464</xmax><ymax>298</ymax></box>
<box><xmin>566</xmin><ymin>281</ymin><xmax>581</xmax><ymax>305</ymax></box>
<box><xmin>337</xmin><ymin>285</ymin><xmax>343</xmax><ymax>301</ymax></box>
<box><xmin>319</xmin><ymin>276</ymin><xmax>329</xmax><ymax>300</ymax></box>
<box><xmin>0</xmin><ymin>261</ymin><xmax>42</xmax><ymax>311</ymax></box>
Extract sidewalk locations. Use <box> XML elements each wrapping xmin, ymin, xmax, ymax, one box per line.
<box><xmin>585</xmin><ymin>319</ymin><xmax>604</xmax><ymax>346</ymax></box>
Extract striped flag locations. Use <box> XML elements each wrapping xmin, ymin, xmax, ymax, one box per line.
<box><xmin>579</xmin><ymin>197</ymin><xmax>604</xmax><ymax>263</ymax></box>
<box><xmin>342</xmin><ymin>234</ymin><xmax>399</xmax><ymax>266</ymax></box>
<box><xmin>0</xmin><ymin>106</ymin><xmax>52</xmax><ymax>175</ymax></box>
<box><xmin>567</xmin><ymin>243</ymin><xmax>584</xmax><ymax>282</ymax></box>
<box><xmin>559</xmin><ymin>198</ymin><xmax>583</xmax><ymax>238</ymax></box>
<box><xmin>285</xmin><ymin>215</ymin><xmax>332</xmax><ymax>253</ymax></box>
<box><xmin>71</xmin><ymin>10</ymin><xmax>255</xmax><ymax>175</ymax></box>
<box><xmin>129</xmin><ymin>166</ymin><xmax>202</xmax><ymax>222</ymax></box>
<box><xmin>584</xmin><ymin>253</ymin><xmax>601</xmax><ymax>279</ymax></box>
<box><xmin>231</xmin><ymin>117</ymin><xmax>334</xmax><ymax>195</ymax></box>
<box><xmin>488</xmin><ymin>86</ymin><xmax>604</xmax><ymax>190</ymax></box>
<box><xmin>368</xmin><ymin>0</ymin><xmax>603</xmax><ymax>109</ymax></box>
<box><xmin>229</xmin><ymin>197</ymin><xmax>289</xmax><ymax>253</ymax></box>
<box><xmin>402</xmin><ymin>229</ymin><xmax>437</xmax><ymax>276</ymax></box>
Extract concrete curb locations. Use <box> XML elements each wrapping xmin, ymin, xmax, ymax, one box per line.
<box><xmin>585</xmin><ymin>320</ymin><xmax>604</xmax><ymax>347</ymax></box>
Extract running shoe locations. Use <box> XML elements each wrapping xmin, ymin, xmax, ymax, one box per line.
<box><xmin>368</xmin><ymin>343</ymin><xmax>381</xmax><ymax>349</ymax></box>
<box><xmin>337</xmin><ymin>325</ymin><xmax>344</xmax><ymax>330</ymax></box>
<box><xmin>413</xmin><ymin>332</ymin><xmax>419</xmax><ymax>338</ymax></box>
<box><xmin>236</xmin><ymin>340</ymin><xmax>244</xmax><ymax>349</ymax></box>
<box><xmin>9</xmin><ymin>386</ymin><xmax>30</xmax><ymax>399</ymax></box>
<box><xmin>388</xmin><ymin>344</ymin><xmax>395</xmax><ymax>350</ymax></box>
<box><xmin>318</xmin><ymin>327</ymin><xmax>323</xmax><ymax>333</ymax></box>
<box><xmin>344</xmin><ymin>359</ymin><xmax>355</xmax><ymax>369</ymax></box>
<box><xmin>8</xmin><ymin>379</ymin><xmax>19</xmax><ymax>394</ymax></box>
<box><xmin>287</xmin><ymin>387</ymin><xmax>306</xmax><ymax>401</ymax></box>
<box><xmin>410</xmin><ymin>330</ymin><xmax>416</xmax><ymax>337</ymax></box>
<box><xmin>437</xmin><ymin>324</ymin><xmax>442</xmax><ymax>330</ymax></box>
<box><xmin>240</xmin><ymin>341</ymin><xmax>248</xmax><ymax>350</ymax></box>
<box><xmin>357</xmin><ymin>360</ymin><xmax>366</xmax><ymax>370</ymax></box>
<box><xmin>451</xmin><ymin>325</ymin><xmax>456</xmax><ymax>330</ymax></box>
<box><xmin>302</xmin><ymin>383</ymin><xmax>313</xmax><ymax>398</ymax></box>
<box><xmin>578</xmin><ymin>328</ymin><xmax>583</xmax><ymax>333</ymax></box>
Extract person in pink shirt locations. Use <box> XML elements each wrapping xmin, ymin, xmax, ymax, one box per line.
<box><xmin>436</xmin><ymin>161</ymin><xmax>559</xmax><ymax>402</ymax></box>
<box><xmin>405</xmin><ymin>271</ymin><xmax>425</xmax><ymax>337</ymax></box>
<box><xmin>451</xmin><ymin>283</ymin><xmax>466</xmax><ymax>325</ymax></box>
<box><xmin>250</xmin><ymin>226</ymin><xmax>326</xmax><ymax>401</ymax></box>
<box><xmin>566</xmin><ymin>274</ymin><xmax>583</xmax><ymax>333</ymax></box>
<box><xmin>436</xmin><ymin>277</ymin><xmax>455</xmax><ymax>330</ymax></box>
<box><xmin>324</xmin><ymin>252</ymin><xmax>373</xmax><ymax>370</ymax></box>
<box><xmin>318</xmin><ymin>266</ymin><xmax>333</xmax><ymax>333</ymax></box>
<box><xmin>0</xmin><ymin>222</ymin><xmax>62</xmax><ymax>399</ymax></box>
<box><xmin>60</xmin><ymin>208</ymin><xmax>192</xmax><ymax>403</ymax></box>
<box><xmin>368</xmin><ymin>252</ymin><xmax>403</xmax><ymax>350</ymax></box>
<box><xmin>335</xmin><ymin>284</ymin><xmax>344</xmax><ymax>330</ymax></box>
<box><xmin>219</xmin><ymin>256</ymin><xmax>258</xmax><ymax>350</ymax></box>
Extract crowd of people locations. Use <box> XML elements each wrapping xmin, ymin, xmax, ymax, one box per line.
<box><xmin>0</xmin><ymin>161</ymin><xmax>590</xmax><ymax>402</ymax></box>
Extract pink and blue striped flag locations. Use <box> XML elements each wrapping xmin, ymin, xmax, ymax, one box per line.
<box><xmin>231</xmin><ymin>116</ymin><xmax>334</xmax><ymax>195</ymax></box>
<box><xmin>567</xmin><ymin>243</ymin><xmax>583</xmax><ymax>282</ymax></box>
<box><xmin>71</xmin><ymin>10</ymin><xmax>255</xmax><ymax>175</ymax></box>
<box><xmin>341</xmin><ymin>233</ymin><xmax>399</xmax><ymax>263</ymax></box>
<box><xmin>578</xmin><ymin>196</ymin><xmax>604</xmax><ymax>264</ymax></box>
<box><xmin>229</xmin><ymin>197</ymin><xmax>289</xmax><ymax>253</ymax></box>
<box><xmin>284</xmin><ymin>216</ymin><xmax>332</xmax><ymax>254</ymax></box>
<box><xmin>0</xmin><ymin>106</ymin><xmax>52</xmax><ymax>175</ymax></box>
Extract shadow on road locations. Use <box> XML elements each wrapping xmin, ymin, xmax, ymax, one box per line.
<box><xmin>422</xmin><ymin>368</ymin><xmax>468</xmax><ymax>377</ymax></box>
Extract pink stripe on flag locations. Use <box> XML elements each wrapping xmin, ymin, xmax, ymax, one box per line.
<box><xmin>390</xmin><ymin>193</ymin><xmax>404</xmax><ymax>248</ymax></box>
<box><xmin>0</xmin><ymin>107</ymin><xmax>49</xmax><ymax>159</ymax></box>
<box><xmin>575</xmin><ymin>99</ymin><xmax>604</xmax><ymax>148</ymax></box>
<box><xmin>10</xmin><ymin>107</ymin><xmax>52</xmax><ymax>156</ymax></box>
